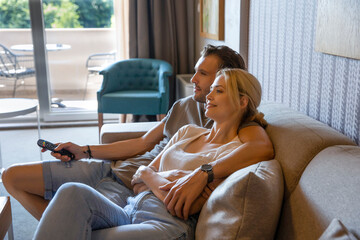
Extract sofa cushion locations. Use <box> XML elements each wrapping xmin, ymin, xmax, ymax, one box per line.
<box><xmin>319</xmin><ymin>219</ymin><xmax>358</xmax><ymax>240</ymax></box>
<box><xmin>276</xmin><ymin>145</ymin><xmax>360</xmax><ymax>240</ymax></box>
<box><xmin>196</xmin><ymin>160</ymin><xmax>283</xmax><ymax>240</ymax></box>
<box><xmin>258</xmin><ymin>102</ymin><xmax>356</xmax><ymax>198</ymax></box>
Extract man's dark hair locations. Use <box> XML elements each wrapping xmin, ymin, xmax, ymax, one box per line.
<box><xmin>200</xmin><ymin>44</ymin><xmax>246</xmax><ymax>70</ymax></box>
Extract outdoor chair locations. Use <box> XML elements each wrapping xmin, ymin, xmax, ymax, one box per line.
<box><xmin>97</xmin><ymin>58</ymin><xmax>173</xmax><ymax>130</ymax></box>
<box><xmin>0</xmin><ymin>44</ymin><xmax>35</xmax><ymax>97</ymax></box>
<box><xmin>84</xmin><ymin>52</ymin><xmax>116</xmax><ymax>99</ymax></box>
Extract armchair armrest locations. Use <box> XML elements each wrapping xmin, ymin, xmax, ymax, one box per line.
<box><xmin>100</xmin><ymin>122</ymin><xmax>159</xmax><ymax>144</ymax></box>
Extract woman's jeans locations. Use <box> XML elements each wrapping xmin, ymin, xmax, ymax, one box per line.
<box><xmin>34</xmin><ymin>160</ymin><xmax>196</xmax><ymax>240</ymax></box>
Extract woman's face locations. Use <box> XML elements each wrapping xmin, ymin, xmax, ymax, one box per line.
<box><xmin>205</xmin><ymin>75</ymin><xmax>240</xmax><ymax>122</ymax></box>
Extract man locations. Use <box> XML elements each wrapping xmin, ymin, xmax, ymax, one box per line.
<box><xmin>2</xmin><ymin>45</ymin><xmax>273</xmax><ymax>223</ymax></box>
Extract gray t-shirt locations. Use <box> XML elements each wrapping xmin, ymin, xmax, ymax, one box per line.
<box><xmin>111</xmin><ymin>96</ymin><xmax>213</xmax><ymax>189</ymax></box>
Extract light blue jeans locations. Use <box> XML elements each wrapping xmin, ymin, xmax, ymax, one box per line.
<box><xmin>34</xmin><ymin>183</ymin><xmax>196</xmax><ymax>240</ymax></box>
<box><xmin>35</xmin><ymin>160</ymin><xmax>196</xmax><ymax>239</ymax></box>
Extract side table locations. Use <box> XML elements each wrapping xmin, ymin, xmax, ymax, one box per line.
<box><xmin>0</xmin><ymin>196</ymin><xmax>14</xmax><ymax>240</ymax></box>
<box><xmin>0</xmin><ymin>98</ymin><xmax>41</xmax><ymax>181</ymax></box>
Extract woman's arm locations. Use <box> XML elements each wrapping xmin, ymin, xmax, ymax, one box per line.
<box><xmin>133</xmin><ymin>166</ymin><xmax>224</xmax><ymax>215</ymax></box>
<box><xmin>161</xmin><ymin>125</ymin><xmax>274</xmax><ymax>220</ymax></box>
<box><xmin>132</xmin><ymin>166</ymin><xmax>171</xmax><ymax>200</ymax></box>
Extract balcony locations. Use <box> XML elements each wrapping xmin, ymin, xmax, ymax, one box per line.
<box><xmin>0</xmin><ymin>28</ymin><xmax>116</xmax><ymax>101</ymax></box>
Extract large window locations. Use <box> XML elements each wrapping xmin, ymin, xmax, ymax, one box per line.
<box><xmin>0</xmin><ymin>0</ymin><xmax>113</xmax><ymax>29</ymax></box>
<box><xmin>0</xmin><ymin>0</ymin><xmax>118</xmax><ymax>122</ymax></box>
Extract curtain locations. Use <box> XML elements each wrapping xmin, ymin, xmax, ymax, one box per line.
<box><xmin>114</xmin><ymin>0</ymin><xmax>129</xmax><ymax>60</ymax></box>
<box><xmin>128</xmin><ymin>0</ymin><xmax>195</xmax><ymax>105</ymax></box>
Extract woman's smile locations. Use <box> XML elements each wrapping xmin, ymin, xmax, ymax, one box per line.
<box><xmin>206</xmin><ymin>101</ymin><xmax>216</xmax><ymax>109</ymax></box>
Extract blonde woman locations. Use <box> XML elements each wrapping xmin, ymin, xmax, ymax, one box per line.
<box><xmin>34</xmin><ymin>69</ymin><xmax>268</xmax><ymax>240</ymax></box>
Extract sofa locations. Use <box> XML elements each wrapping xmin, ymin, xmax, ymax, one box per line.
<box><xmin>100</xmin><ymin>102</ymin><xmax>360</xmax><ymax>240</ymax></box>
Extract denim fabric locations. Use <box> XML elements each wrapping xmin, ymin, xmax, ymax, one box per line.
<box><xmin>42</xmin><ymin>159</ymin><xmax>112</xmax><ymax>200</ymax></box>
<box><xmin>34</xmin><ymin>183</ymin><xmax>195</xmax><ymax>240</ymax></box>
<box><xmin>42</xmin><ymin>159</ymin><xmax>135</xmax><ymax>208</ymax></box>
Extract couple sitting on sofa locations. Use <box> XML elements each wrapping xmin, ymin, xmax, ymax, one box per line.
<box><xmin>2</xmin><ymin>45</ymin><xmax>275</xmax><ymax>239</ymax></box>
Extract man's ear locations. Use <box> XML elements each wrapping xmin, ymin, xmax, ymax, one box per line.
<box><xmin>239</xmin><ymin>96</ymin><xmax>249</xmax><ymax>109</ymax></box>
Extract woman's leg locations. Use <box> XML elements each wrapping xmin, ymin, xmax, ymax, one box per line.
<box><xmin>34</xmin><ymin>182</ymin><xmax>131</xmax><ymax>240</ymax></box>
<box><xmin>92</xmin><ymin>192</ymin><xmax>197</xmax><ymax>240</ymax></box>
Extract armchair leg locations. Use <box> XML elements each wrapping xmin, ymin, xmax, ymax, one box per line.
<box><xmin>98</xmin><ymin>113</ymin><xmax>104</xmax><ymax>133</ymax></box>
<box><xmin>157</xmin><ymin>114</ymin><xmax>165</xmax><ymax>121</ymax></box>
<box><xmin>120</xmin><ymin>114</ymin><xmax>127</xmax><ymax>123</ymax></box>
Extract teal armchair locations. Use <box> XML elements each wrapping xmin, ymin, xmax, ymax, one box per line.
<box><xmin>97</xmin><ymin>58</ymin><xmax>173</xmax><ymax>129</ymax></box>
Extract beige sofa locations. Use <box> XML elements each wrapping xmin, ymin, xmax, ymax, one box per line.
<box><xmin>100</xmin><ymin>102</ymin><xmax>360</xmax><ymax>240</ymax></box>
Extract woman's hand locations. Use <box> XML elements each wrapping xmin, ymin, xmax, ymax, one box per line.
<box><xmin>132</xmin><ymin>182</ymin><xmax>150</xmax><ymax>194</ymax></box>
<box><xmin>131</xmin><ymin>165</ymin><xmax>155</xmax><ymax>186</ymax></box>
<box><xmin>43</xmin><ymin>142</ymin><xmax>87</xmax><ymax>161</ymax></box>
<box><xmin>160</xmin><ymin>168</ymin><xmax>208</xmax><ymax>220</ymax></box>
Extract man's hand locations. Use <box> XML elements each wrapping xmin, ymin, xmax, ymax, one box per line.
<box><xmin>44</xmin><ymin>142</ymin><xmax>87</xmax><ymax>161</ymax></box>
<box><xmin>160</xmin><ymin>168</ymin><xmax>208</xmax><ymax>220</ymax></box>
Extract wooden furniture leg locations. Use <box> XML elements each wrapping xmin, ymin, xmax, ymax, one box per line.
<box><xmin>0</xmin><ymin>196</ymin><xmax>14</xmax><ymax>240</ymax></box>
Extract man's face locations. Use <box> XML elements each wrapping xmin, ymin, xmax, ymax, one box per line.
<box><xmin>191</xmin><ymin>55</ymin><xmax>220</xmax><ymax>103</ymax></box>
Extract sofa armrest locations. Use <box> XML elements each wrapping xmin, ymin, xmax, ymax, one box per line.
<box><xmin>100</xmin><ymin>122</ymin><xmax>159</xmax><ymax>144</ymax></box>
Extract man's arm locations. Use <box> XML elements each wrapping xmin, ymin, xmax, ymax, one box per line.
<box><xmin>52</xmin><ymin>122</ymin><xmax>166</xmax><ymax>161</ymax></box>
<box><xmin>161</xmin><ymin>125</ymin><xmax>274</xmax><ymax>220</ymax></box>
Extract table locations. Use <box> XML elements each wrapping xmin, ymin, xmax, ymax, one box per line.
<box><xmin>10</xmin><ymin>43</ymin><xmax>71</xmax><ymax>52</ymax></box>
<box><xmin>0</xmin><ymin>196</ymin><xmax>14</xmax><ymax>240</ymax></box>
<box><xmin>0</xmin><ymin>98</ymin><xmax>41</xmax><ymax>179</ymax></box>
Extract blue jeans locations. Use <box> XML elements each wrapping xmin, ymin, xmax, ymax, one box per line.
<box><xmin>37</xmin><ymin>160</ymin><xmax>196</xmax><ymax>239</ymax></box>
<box><xmin>42</xmin><ymin>159</ymin><xmax>134</xmax><ymax>207</ymax></box>
<box><xmin>33</xmin><ymin>183</ymin><xmax>196</xmax><ymax>240</ymax></box>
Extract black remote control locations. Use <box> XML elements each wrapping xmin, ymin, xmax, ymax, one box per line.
<box><xmin>37</xmin><ymin>139</ymin><xmax>75</xmax><ymax>160</ymax></box>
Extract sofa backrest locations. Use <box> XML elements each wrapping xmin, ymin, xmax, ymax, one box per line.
<box><xmin>276</xmin><ymin>145</ymin><xmax>360</xmax><ymax>239</ymax></box>
<box><xmin>258</xmin><ymin>102</ymin><xmax>356</xmax><ymax>199</ymax></box>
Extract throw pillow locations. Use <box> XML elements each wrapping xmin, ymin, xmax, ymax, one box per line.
<box><xmin>319</xmin><ymin>219</ymin><xmax>358</xmax><ymax>240</ymax></box>
<box><xmin>195</xmin><ymin>160</ymin><xmax>284</xmax><ymax>240</ymax></box>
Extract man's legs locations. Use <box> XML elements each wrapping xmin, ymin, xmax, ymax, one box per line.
<box><xmin>2</xmin><ymin>162</ymin><xmax>47</xmax><ymax>220</ymax></box>
<box><xmin>2</xmin><ymin>159</ymin><xmax>113</xmax><ymax>220</ymax></box>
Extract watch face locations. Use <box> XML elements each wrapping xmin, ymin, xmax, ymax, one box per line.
<box><xmin>201</xmin><ymin>164</ymin><xmax>212</xmax><ymax>171</ymax></box>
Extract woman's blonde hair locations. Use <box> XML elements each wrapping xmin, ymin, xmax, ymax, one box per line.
<box><xmin>218</xmin><ymin>68</ymin><xmax>267</xmax><ymax>128</ymax></box>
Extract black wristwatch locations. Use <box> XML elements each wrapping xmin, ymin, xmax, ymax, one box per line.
<box><xmin>201</xmin><ymin>164</ymin><xmax>214</xmax><ymax>183</ymax></box>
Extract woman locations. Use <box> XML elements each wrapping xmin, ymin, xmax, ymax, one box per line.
<box><xmin>33</xmin><ymin>69</ymin><xmax>267</xmax><ymax>240</ymax></box>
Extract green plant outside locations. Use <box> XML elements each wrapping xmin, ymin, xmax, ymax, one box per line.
<box><xmin>0</xmin><ymin>0</ymin><xmax>113</xmax><ymax>28</ymax></box>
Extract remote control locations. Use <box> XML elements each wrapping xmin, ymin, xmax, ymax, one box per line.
<box><xmin>37</xmin><ymin>139</ymin><xmax>75</xmax><ymax>160</ymax></box>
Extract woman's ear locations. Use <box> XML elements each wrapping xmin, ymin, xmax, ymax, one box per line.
<box><xmin>239</xmin><ymin>96</ymin><xmax>249</xmax><ymax>109</ymax></box>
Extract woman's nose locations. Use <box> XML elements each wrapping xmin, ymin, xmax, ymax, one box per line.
<box><xmin>206</xmin><ymin>91</ymin><xmax>213</xmax><ymax>100</ymax></box>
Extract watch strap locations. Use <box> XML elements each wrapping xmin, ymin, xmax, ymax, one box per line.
<box><xmin>201</xmin><ymin>164</ymin><xmax>214</xmax><ymax>183</ymax></box>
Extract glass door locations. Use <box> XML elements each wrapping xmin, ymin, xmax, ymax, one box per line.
<box><xmin>0</xmin><ymin>0</ymin><xmax>117</xmax><ymax>123</ymax></box>
<box><xmin>0</xmin><ymin>0</ymin><xmax>37</xmax><ymax>100</ymax></box>
<box><xmin>40</xmin><ymin>0</ymin><xmax>116</xmax><ymax>121</ymax></box>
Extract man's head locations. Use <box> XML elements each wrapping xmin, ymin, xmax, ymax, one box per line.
<box><xmin>191</xmin><ymin>45</ymin><xmax>246</xmax><ymax>103</ymax></box>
